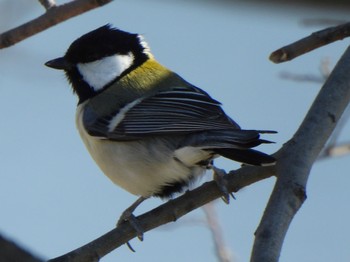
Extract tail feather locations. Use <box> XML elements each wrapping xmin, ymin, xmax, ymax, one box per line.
<box><xmin>180</xmin><ymin>129</ymin><xmax>275</xmax><ymax>150</ymax></box>
<box><xmin>214</xmin><ymin>148</ymin><xmax>276</xmax><ymax>166</ymax></box>
<box><xmin>179</xmin><ymin>129</ymin><xmax>276</xmax><ymax>166</ymax></box>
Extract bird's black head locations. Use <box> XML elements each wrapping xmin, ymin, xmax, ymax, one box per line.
<box><xmin>64</xmin><ymin>24</ymin><xmax>149</xmax><ymax>64</ymax></box>
<box><xmin>45</xmin><ymin>24</ymin><xmax>151</xmax><ymax>103</ymax></box>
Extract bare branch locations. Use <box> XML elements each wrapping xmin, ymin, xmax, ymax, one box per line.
<box><xmin>319</xmin><ymin>57</ymin><xmax>332</xmax><ymax>79</ymax></box>
<box><xmin>279</xmin><ymin>58</ymin><xmax>331</xmax><ymax>85</ymax></box>
<box><xmin>301</xmin><ymin>18</ymin><xmax>346</xmax><ymax>27</ymax></box>
<box><xmin>279</xmin><ymin>58</ymin><xmax>331</xmax><ymax>84</ymax></box>
<box><xmin>0</xmin><ymin>0</ymin><xmax>113</xmax><ymax>49</ymax></box>
<box><xmin>0</xmin><ymin>233</ymin><xmax>43</xmax><ymax>262</ymax></box>
<box><xmin>269</xmin><ymin>22</ymin><xmax>350</xmax><ymax>63</ymax></box>
<box><xmin>279</xmin><ymin>71</ymin><xmax>324</xmax><ymax>83</ymax></box>
<box><xmin>251</xmin><ymin>45</ymin><xmax>350</xmax><ymax>262</ymax></box>
<box><xmin>318</xmin><ymin>142</ymin><xmax>350</xmax><ymax>159</ymax></box>
<box><xmin>38</xmin><ymin>0</ymin><xmax>56</xmax><ymax>10</ymax></box>
<box><xmin>49</xmin><ymin>165</ymin><xmax>275</xmax><ymax>262</ymax></box>
<box><xmin>203</xmin><ymin>203</ymin><xmax>234</xmax><ymax>262</ymax></box>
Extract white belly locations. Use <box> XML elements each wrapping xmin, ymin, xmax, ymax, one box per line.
<box><xmin>75</xmin><ymin>104</ymin><xmax>207</xmax><ymax>197</ymax></box>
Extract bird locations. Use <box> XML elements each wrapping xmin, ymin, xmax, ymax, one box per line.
<box><xmin>45</xmin><ymin>24</ymin><xmax>275</xmax><ymax>239</ymax></box>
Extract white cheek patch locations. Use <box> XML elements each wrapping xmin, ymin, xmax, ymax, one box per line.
<box><xmin>77</xmin><ymin>53</ymin><xmax>134</xmax><ymax>92</ymax></box>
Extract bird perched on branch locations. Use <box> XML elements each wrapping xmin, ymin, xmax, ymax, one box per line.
<box><xmin>45</xmin><ymin>24</ymin><xmax>275</xmax><ymax>241</ymax></box>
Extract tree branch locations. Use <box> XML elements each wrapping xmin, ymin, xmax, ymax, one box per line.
<box><xmin>251</xmin><ymin>45</ymin><xmax>350</xmax><ymax>262</ymax></box>
<box><xmin>270</xmin><ymin>21</ymin><xmax>350</xmax><ymax>63</ymax></box>
<box><xmin>0</xmin><ymin>0</ymin><xmax>113</xmax><ymax>49</ymax></box>
<box><xmin>49</xmin><ymin>165</ymin><xmax>275</xmax><ymax>262</ymax></box>
<box><xmin>318</xmin><ymin>141</ymin><xmax>350</xmax><ymax>159</ymax></box>
<box><xmin>319</xmin><ymin>101</ymin><xmax>350</xmax><ymax>159</ymax></box>
<box><xmin>0</xmin><ymin>233</ymin><xmax>43</xmax><ymax>262</ymax></box>
<box><xmin>203</xmin><ymin>203</ymin><xmax>234</xmax><ymax>262</ymax></box>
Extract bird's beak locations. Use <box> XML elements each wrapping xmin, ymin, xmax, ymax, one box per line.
<box><xmin>45</xmin><ymin>57</ymin><xmax>73</xmax><ymax>70</ymax></box>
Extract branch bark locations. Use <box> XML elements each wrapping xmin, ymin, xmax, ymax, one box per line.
<box><xmin>0</xmin><ymin>0</ymin><xmax>113</xmax><ymax>49</ymax></box>
<box><xmin>49</xmin><ymin>165</ymin><xmax>275</xmax><ymax>262</ymax></box>
<box><xmin>0</xmin><ymin>233</ymin><xmax>43</xmax><ymax>262</ymax></box>
<box><xmin>251</xmin><ymin>45</ymin><xmax>350</xmax><ymax>262</ymax></box>
<box><xmin>270</xmin><ymin>22</ymin><xmax>350</xmax><ymax>63</ymax></box>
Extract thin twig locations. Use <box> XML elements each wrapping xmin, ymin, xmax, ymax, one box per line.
<box><xmin>318</xmin><ymin>141</ymin><xmax>350</xmax><ymax>159</ymax></box>
<box><xmin>270</xmin><ymin>21</ymin><xmax>350</xmax><ymax>63</ymax></box>
<box><xmin>38</xmin><ymin>0</ymin><xmax>56</xmax><ymax>10</ymax></box>
<box><xmin>0</xmin><ymin>0</ymin><xmax>113</xmax><ymax>49</ymax></box>
<box><xmin>48</xmin><ymin>165</ymin><xmax>275</xmax><ymax>262</ymax></box>
<box><xmin>319</xmin><ymin>57</ymin><xmax>332</xmax><ymax>78</ymax></box>
<box><xmin>203</xmin><ymin>203</ymin><xmax>233</xmax><ymax>262</ymax></box>
<box><xmin>279</xmin><ymin>58</ymin><xmax>331</xmax><ymax>84</ymax></box>
<box><xmin>279</xmin><ymin>72</ymin><xmax>324</xmax><ymax>83</ymax></box>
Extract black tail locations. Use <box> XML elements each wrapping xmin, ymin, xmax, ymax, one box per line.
<box><xmin>214</xmin><ymin>148</ymin><xmax>275</xmax><ymax>166</ymax></box>
<box><xmin>180</xmin><ymin>129</ymin><xmax>276</xmax><ymax>166</ymax></box>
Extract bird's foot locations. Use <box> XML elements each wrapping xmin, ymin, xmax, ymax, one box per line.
<box><xmin>116</xmin><ymin>196</ymin><xmax>147</xmax><ymax>252</ymax></box>
<box><xmin>212</xmin><ymin>167</ymin><xmax>235</xmax><ymax>204</ymax></box>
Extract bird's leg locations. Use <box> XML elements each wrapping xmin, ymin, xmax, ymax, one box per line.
<box><xmin>117</xmin><ymin>196</ymin><xmax>147</xmax><ymax>250</ymax></box>
<box><xmin>212</xmin><ymin>166</ymin><xmax>235</xmax><ymax>204</ymax></box>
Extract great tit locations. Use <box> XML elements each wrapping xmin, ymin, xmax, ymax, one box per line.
<box><xmin>45</xmin><ymin>24</ymin><xmax>275</xmax><ymax>228</ymax></box>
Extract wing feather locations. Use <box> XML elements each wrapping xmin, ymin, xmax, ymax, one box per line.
<box><xmin>83</xmin><ymin>86</ymin><xmax>239</xmax><ymax>140</ymax></box>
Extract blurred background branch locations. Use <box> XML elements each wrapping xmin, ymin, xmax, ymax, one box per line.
<box><xmin>0</xmin><ymin>0</ymin><xmax>113</xmax><ymax>49</ymax></box>
<box><xmin>202</xmin><ymin>203</ymin><xmax>234</xmax><ymax>262</ymax></box>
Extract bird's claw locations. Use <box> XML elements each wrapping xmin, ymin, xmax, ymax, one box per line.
<box><xmin>213</xmin><ymin>167</ymin><xmax>235</xmax><ymax>204</ymax></box>
<box><xmin>117</xmin><ymin>212</ymin><xmax>144</xmax><ymax>241</ymax></box>
<box><xmin>116</xmin><ymin>197</ymin><xmax>146</xmax><ymax>251</ymax></box>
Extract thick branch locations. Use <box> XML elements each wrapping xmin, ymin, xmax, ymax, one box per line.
<box><xmin>0</xmin><ymin>0</ymin><xmax>113</xmax><ymax>49</ymax></box>
<box><xmin>251</xmin><ymin>45</ymin><xmax>350</xmax><ymax>262</ymax></box>
<box><xmin>270</xmin><ymin>21</ymin><xmax>350</xmax><ymax>63</ymax></box>
<box><xmin>49</xmin><ymin>165</ymin><xmax>275</xmax><ymax>262</ymax></box>
<box><xmin>0</xmin><ymin>233</ymin><xmax>43</xmax><ymax>262</ymax></box>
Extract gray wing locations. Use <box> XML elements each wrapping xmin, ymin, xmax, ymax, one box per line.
<box><xmin>83</xmin><ymin>86</ymin><xmax>241</xmax><ymax>140</ymax></box>
<box><xmin>82</xmin><ymin>85</ymin><xmax>276</xmax><ymax>165</ymax></box>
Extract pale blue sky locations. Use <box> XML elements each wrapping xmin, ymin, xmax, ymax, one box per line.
<box><xmin>1</xmin><ymin>1</ymin><xmax>350</xmax><ymax>261</ymax></box>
